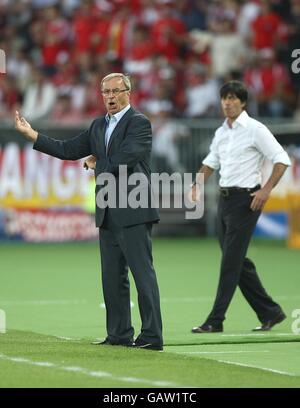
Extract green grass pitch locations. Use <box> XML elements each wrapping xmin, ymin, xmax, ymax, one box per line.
<box><xmin>0</xmin><ymin>237</ymin><xmax>300</xmax><ymax>387</ymax></box>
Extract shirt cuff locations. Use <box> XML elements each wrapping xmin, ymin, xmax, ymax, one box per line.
<box><xmin>202</xmin><ymin>157</ymin><xmax>219</xmax><ymax>170</ymax></box>
<box><xmin>272</xmin><ymin>151</ymin><xmax>291</xmax><ymax>166</ymax></box>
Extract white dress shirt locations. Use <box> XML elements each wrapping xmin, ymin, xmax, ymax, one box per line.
<box><xmin>203</xmin><ymin>110</ymin><xmax>291</xmax><ymax>188</ymax></box>
<box><xmin>105</xmin><ymin>104</ymin><xmax>131</xmax><ymax>149</ymax></box>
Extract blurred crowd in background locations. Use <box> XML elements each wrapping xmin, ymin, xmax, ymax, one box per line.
<box><xmin>1</xmin><ymin>0</ymin><xmax>300</xmax><ymax>125</ymax></box>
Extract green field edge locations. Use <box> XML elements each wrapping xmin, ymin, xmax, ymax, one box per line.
<box><xmin>166</xmin><ymin>338</ymin><xmax>300</xmax><ymax>346</ymax></box>
<box><xmin>4</xmin><ymin>327</ymin><xmax>300</xmax><ymax>346</ymax></box>
<box><xmin>1</xmin><ymin>329</ymin><xmax>300</xmax><ymax>388</ymax></box>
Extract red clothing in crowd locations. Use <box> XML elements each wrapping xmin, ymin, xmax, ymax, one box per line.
<box><xmin>251</xmin><ymin>12</ymin><xmax>282</xmax><ymax>49</ymax></box>
<box><xmin>111</xmin><ymin>0</ymin><xmax>141</xmax><ymax>14</ymax></box>
<box><xmin>128</xmin><ymin>41</ymin><xmax>156</xmax><ymax>60</ymax></box>
<box><xmin>72</xmin><ymin>12</ymin><xmax>95</xmax><ymax>53</ymax></box>
<box><xmin>92</xmin><ymin>18</ymin><xmax>111</xmax><ymax>54</ymax></box>
<box><xmin>42</xmin><ymin>16</ymin><xmax>71</xmax><ymax>66</ymax></box>
<box><xmin>244</xmin><ymin>62</ymin><xmax>291</xmax><ymax>99</ymax></box>
<box><xmin>42</xmin><ymin>41</ymin><xmax>68</xmax><ymax>66</ymax></box>
<box><xmin>151</xmin><ymin>17</ymin><xmax>186</xmax><ymax>60</ymax></box>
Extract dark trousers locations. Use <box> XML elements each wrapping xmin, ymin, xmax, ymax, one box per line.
<box><xmin>205</xmin><ymin>191</ymin><xmax>283</xmax><ymax>326</ymax></box>
<box><xmin>99</xmin><ymin>210</ymin><xmax>163</xmax><ymax>345</ymax></box>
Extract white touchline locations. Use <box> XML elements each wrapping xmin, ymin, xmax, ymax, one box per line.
<box><xmin>2</xmin><ymin>294</ymin><xmax>298</xmax><ymax>307</ymax></box>
<box><xmin>161</xmin><ymin>297</ymin><xmax>214</xmax><ymax>303</ymax></box>
<box><xmin>0</xmin><ymin>300</ymin><xmax>87</xmax><ymax>306</ymax></box>
<box><xmin>221</xmin><ymin>333</ymin><xmax>294</xmax><ymax>337</ymax></box>
<box><xmin>176</xmin><ymin>350</ymin><xmax>270</xmax><ymax>355</ymax></box>
<box><xmin>160</xmin><ymin>294</ymin><xmax>300</xmax><ymax>303</ymax></box>
<box><xmin>275</xmin><ymin>295</ymin><xmax>300</xmax><ymax>300</ymax></box>
<box><xmin>54</xmin><ymin>336</ymin><xmax>82</xmax><ymax>341</ymax></box>
<box><xmin>99</xmin><ymin>301</ymin><xmax>134</xmax><ymax>309</ymax></box>
<box><xmin>0</xmin><ymin>353</ymin><xmax>188</xmax><ymax>387</ymax></box>
<box><xmin>217</xmin><ymin>359</ymin><xmax>297</xmax><ymax>377</ymax></box>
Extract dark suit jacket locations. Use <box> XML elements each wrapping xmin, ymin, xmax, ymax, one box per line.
<box><xmin>33</xmin><ymin>107</ymin><xmax>160</xmax><ymax>227</ymax></box>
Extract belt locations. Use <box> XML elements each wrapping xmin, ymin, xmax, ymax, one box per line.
<box><xmin>219</xmin><ymin>185</ymin><xmax>261</xmax><ymax>198</ymax></box>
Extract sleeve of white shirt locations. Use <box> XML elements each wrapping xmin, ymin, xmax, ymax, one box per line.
<box><xmin>253</xmin><ymin>124</ymin><xmax>291</xmax><ymax>166</ymax></box>
<box><xmin>202</xmin><ymin>133</ymin><xmax>220</xmax><ymax>169</ymax></box>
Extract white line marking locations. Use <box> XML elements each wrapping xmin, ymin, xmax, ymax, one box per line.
<box><xmin>221</xmin><ymin>333</ymin><xmax>297</xmax><ymax>337</ymax></box>
<box><xmin>275</xmin><ymin>295</ymin><xmax>300</xmax><ymax>301</ymax></box>
<box><xmin>0</xmin><ymin>353</ymin><xmax>187</xmax><ymax>387</ymax></box>
<box><xmin>161</xmin><ymin>294</ymin><xmax>300</xmax><ymax>303</ymax></box>
<box><xmin>0</xmin><ymin>300</ymin><xmax>87</xmax><ymax>306</ymax></box>
<box><xmin>161</xmin><ymin>297</ymin><xmax>214</xmax><ymax>303</ymax></box>
<box><xmin>99</xmin><ymin>301</ymin><xmax>134</xmax><ymax>309</ymax></box>
<box><xmin>217</xmin><ymin>359</ymin><xmax>297</xmax><ymax>377</ymax></box>
<box><xmin>2</xmin><ymin>294</ymin><xmax>299</xmax><ymax>307</ymax></box>
<box><xmin>176</xmin><ymin>350</ymin><xmax>270</xmax><ymax>355</ymax></box>
<box><xmin>54</xmin><ymin>336</ymin><xmax>82</xmax><ymax>341</ymax></box>
<box><xmin>33</xmin><ymin>361</ymin><xmax>55</xmax><ymax>367</ymax></box>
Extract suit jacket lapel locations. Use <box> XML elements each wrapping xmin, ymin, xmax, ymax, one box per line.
<box><xmin>106</xmin><ymin>107</ymin><xmax>135</xmax><ymax>154</ymax></box>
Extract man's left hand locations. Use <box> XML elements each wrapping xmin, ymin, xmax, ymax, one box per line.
<box><xmin>84</xmin><ymin>155</ymin><xmax>97</xmax><ymax>170</ymax></box>
<box><xmin>187</xmin><ymin>184</ymin><xmax>201</xmax><ymax>203</ymax></box>
<box><xmin>250</xmin><ymin>187</ymin><xmax>271</xmax><ymax>211</ymax></box>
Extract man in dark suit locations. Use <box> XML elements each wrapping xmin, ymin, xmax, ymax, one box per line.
<box><xmin>15</xmin><ymin>73</ymin><xmax>163</xmax><ymax>351</ymax></box>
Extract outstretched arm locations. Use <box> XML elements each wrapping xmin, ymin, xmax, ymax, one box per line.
<box><xmin>15</xmin><ymin>110</ymin><xmax>92</xmax><ymax>161</ymax></box>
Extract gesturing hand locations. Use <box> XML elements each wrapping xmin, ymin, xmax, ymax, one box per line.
<box><xmin>14</xmin><ymin>111</ymin><xmax>38</xmax><ymax>142</ymax></box>
<box><xmin>83</xmin><ymin>155</ymin><xmax>97</xmax><ymax>170</ymax></box>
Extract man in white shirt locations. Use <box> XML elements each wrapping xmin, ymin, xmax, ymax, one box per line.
<box><xmin>190</xmin><ymin>80</ymin><xmax>291</xmax><ymax>333</ymax></box>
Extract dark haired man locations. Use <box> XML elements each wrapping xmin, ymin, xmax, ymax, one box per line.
<box><xmin>190</xmin><ymin>80</ymin><xmax>291</xmax><ymax>333</ymax></box>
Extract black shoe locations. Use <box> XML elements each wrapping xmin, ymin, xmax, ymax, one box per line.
<box><xmin>191</xmin><ymin>323</ymin><xmax>223</xmax><ymax>333</ymax></box>
<box><xmin>252</xmin><ymin>312</ymin><xmax>286</xmax><ymax>332</ymax></box>
<box><xmin>132</xmin><ymin>339</ymin><xmax>163</xmax><ymax>351</ymax></box>
<box><xmin>91</xmin><ymin>338</ymin><xmax>133</xmax><ymax>346</ymax></box>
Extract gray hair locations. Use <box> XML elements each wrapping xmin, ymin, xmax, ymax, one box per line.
<box><xmin>101</xmin><ymin>73</ymin><xmax>131</xmax><ymax>91</ymax></box>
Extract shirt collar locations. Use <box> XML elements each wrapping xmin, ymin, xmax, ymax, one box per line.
<box><xmin>222</xmin><ymin>110</ymin><xmax>249</xmax><ymax>130</ymax></box>
<box><xmin>105</xmin><ymin>104</ymin><xmax>131</xmax><ymax>124</ymax></box>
